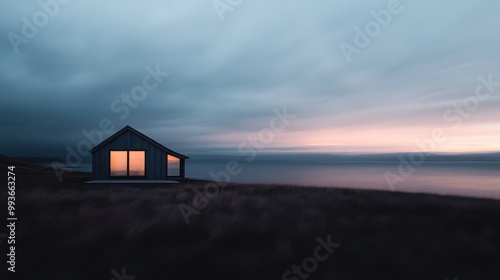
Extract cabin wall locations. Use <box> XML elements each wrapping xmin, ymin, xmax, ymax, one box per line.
<box><xmin>92</xmin><ymin>131</ymin><xmax>167</xmax><ymax>180</ymax></box>
<box><xmin>180</xmin><ymin>158</ymin><xmax>186</xmax><ymax>178</ymax></box>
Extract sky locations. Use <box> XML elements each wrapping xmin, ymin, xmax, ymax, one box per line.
<box><xmin>1</xmin><ymin>0</ymin><xmax>500</xmax><ymax>158</ymax></box>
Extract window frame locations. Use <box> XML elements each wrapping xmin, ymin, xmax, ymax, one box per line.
<box><xmin>109</xmin><ymin>150</ymin><xmax>146</xmax><ymax>179</ymax></box>
<box><xmin>167</xmin><ymin>154</ymin><xmax>181</xmax><ymax>177</ymax></box>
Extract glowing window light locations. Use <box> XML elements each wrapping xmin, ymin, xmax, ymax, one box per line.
<box><xmin>110</xmin><ymin>151</ymin><xmax>146</xmax><ymax>177</ymax></box>
<box><xmin>110</xmin><ymin>151</ymin><xmax>128</xmax><ymax>176</ymax></box>
<box><xmin>128</xmin><ymin>151</ymin><xmax>145</xmax><ymax>176</ymax></box>
<box><xmin>167</xmin><ymin>155</ymin><xmax>180</xmax><ymax>176</ymax></box>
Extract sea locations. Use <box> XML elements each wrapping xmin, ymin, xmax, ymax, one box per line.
<box><xmin>64</xmin><ymin>153</ymin><xmax>500</xmax><ymax>199</ymax></box>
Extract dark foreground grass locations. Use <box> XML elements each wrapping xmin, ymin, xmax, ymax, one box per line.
<box><xmin>2</xmin><ymin>156</ymin><xmax>500</xmax><ymax>280</ymax></box>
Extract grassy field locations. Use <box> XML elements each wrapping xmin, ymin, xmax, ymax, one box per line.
<box><xmin>2</xmin><ymin>155</ymin><xmax>500</xmax><ymax>280</ymax></box>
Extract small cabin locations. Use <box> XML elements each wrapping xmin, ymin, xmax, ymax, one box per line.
<box><xmin>89</xmin><ymin>125</ymin><xmax>188</xmax><ymax>180</ymax></box>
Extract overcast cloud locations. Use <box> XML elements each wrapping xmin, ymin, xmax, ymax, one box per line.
<box><xmin>1</xmin><ymin>0</ymin><xmax>499</xmax><ymax>157</ymax></box>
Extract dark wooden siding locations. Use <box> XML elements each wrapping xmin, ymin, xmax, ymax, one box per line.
<box><xmin>92</xmin><ymin>130</ymin><xmax>167</xmax><ymax>180</ymax></box>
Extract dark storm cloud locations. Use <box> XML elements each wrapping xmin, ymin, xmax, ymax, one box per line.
<box><xmin>1</xmin><ymin>0</ymin><xmax>500</xmax><ymax>156</ymax></box>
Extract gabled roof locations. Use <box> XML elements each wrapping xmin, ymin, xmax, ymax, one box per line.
<box><xmin>89</xmin><ymin>125</ymin><xmax>189</xmax><ymax>159</ymax></box>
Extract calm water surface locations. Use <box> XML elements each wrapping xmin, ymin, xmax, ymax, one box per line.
<box><xmin>187</xmin><ymin>161</ymin><xmax>500</xmax><ymax>199</ymax></box>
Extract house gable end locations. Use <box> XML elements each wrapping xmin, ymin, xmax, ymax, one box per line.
<box><xmin>89</xmin><ymin>125</ymin><xmax>189</xmax><ymax>159</ymax></box>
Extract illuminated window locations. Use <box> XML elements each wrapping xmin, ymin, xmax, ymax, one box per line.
<box><xmin>110</xmin><ymin>151</ymin><xmax>128</xmax><ymax>176</ymax></box>
<box><xmin>167</xmin><ymin>155</ymin><xmax>180</xmax><ymax>176</ymax></box>
<box><xmin>129</xmin><ymin>151</ymin><xmax>145</xmax><ymax>176</ymax></box>
<box><xmin>110</xmin><ymin>151</ymin><xmax>145</xmax><ymax>177</ymax></box>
